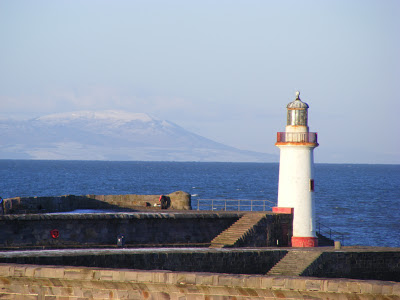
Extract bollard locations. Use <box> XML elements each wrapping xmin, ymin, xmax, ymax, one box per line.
<box><xmin>117</xmin><ymin>234</ymin><xmax>125</xmax><ymax>247</ymax></box>
<box><xmin>334</xmin><ymin>241</ymin><xmax>341</xmax><ymax>250</ymax></box>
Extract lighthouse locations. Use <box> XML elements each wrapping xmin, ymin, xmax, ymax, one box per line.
<box><xmin>273</xmin><ymin>91</ymin><xmax>319</xmax><ymax>247</ymax></box>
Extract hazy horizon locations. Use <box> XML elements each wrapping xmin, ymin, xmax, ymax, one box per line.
<box><xmin>1</xmin><ymin>1</ymin><xmax>399</xmax><ymax>164</ymax></box>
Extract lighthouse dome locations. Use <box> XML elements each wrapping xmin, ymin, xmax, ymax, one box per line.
<box><xmin>287</xmin><ymin>91</ymin><xmax>309</xmax><ymax>109</ymax></box>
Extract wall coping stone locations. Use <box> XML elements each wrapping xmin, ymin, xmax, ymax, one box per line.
<box><xmin>1</xmin><ymin>246</ymin><xmax>399</xmax><ymax>259</ymax></box>
<box><xmin>0</xmin><ymin>263</ymin><xmax>399</xmax><ymax>297</ymax></box>
<box><xmin>0</xmin><ymin>247</ymin><xmax>287</xmax><ymax>258</ymax></box>
<box><xmin>0</xmin><ymin>211</ymin><xmax>249</xmax><ymax>221</ymax></box>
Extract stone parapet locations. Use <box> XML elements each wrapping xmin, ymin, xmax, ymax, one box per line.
<box><xmin>0</xmin><ymin>211</ymin><xmax>247</xmax><ymax>249</ymax></box>
<box><xmin>2</xmin><ymin>190</ymin><xmax>191</xmax><ymax>214</ymax></box>
<box><xmin>0</xmin><ymin>247</ymin><xmax>399</xmax><ymax>282</ymax></box>
<box><xmin>0</xmin><ymin>263</ymin><xmax>398</xmax><ymax>299</ymax></box>
<box><xmin>0</xmin><ymin>248</ymin><xmax>287</xmax><ymax>275</ymax></box>
<box><xmin>303</xmin><ymin>249</ymin><xmax>400</xmax><ymax>282</ymax></box>
<box><xmin>0</xmin><ymin>211</ymin><xmax>292</xmax><ymax>249</ymax></box>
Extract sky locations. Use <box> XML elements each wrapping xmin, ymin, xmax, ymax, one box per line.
<box><xmin>0</xmin><ymin>0</ymin><xmax>399</xmax><ymax>164</ymax></box>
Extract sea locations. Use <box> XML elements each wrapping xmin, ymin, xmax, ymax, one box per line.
<box><xmin>0</xmin><ymin>160</ymin><xmax>399</xmax><ymax>248</ymax></box>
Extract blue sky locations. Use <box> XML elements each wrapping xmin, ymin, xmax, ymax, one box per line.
<box><xmin>0</xmin><ymin>0</ymin><xmax>399</xmax><ymax>164</ymax></box>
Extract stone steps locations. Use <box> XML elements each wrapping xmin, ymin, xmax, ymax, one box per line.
<box><xmin>209</xmin><ymin>213</ymin><xmax>268</xmax><ymax>248</ymax></box>
<box><xmin>267</xmin><ymin>250</ymin><xmax>323</xmax><ymax>276</ymax></box>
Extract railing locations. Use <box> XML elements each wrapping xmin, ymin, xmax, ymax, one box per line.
<box><xmin>317</xmin><ymin>222</ymin><xmax>345</xmax><ymax>245</ymax></box>
<box><xmin>276</xmin><ymin>132</ymin><xmax>318</xmax><ymax>143</ymax></box>
<box><xmin>196</xmin><ymin>199</ymin><xmax>276</xmax><ymax>212</ymax></box>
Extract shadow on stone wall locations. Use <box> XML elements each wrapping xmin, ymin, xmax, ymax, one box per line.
<box><xmin>303</xmin><ymin>250</ymin><xmax>400</xmax><ymax>282</ymax></box>
<box><xmin>0</xmin><ymin>212</ymin><xmax>242</xmax><ymax>249</ymax></box>
<box><xmin>0</xmin><ymin>249</ymin><xmax>287</xmax><ymax>275</ymax></box>
<box><xmin>2</xmin><ymin>190</ymin><xmax>191</xmax><ymax>214</ymax></box>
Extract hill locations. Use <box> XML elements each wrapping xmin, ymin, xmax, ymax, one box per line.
<box><xmin>0</xmin><ymin>110</ymin><xmax>277</xmax><ymax>162</ymax></box>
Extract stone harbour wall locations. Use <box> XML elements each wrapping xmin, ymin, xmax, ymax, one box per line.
<box><xmin>2</xmin><ymin>190</ymin><xmax>192</xmax><ymax>214</ymax></box>
<box><xmin>305</xmin><ymin>250</ymin><xmax>400</xmax><ymax>282</ymax></box>
<box><xmin>0</xmin><ymin>212</ymin><xmax>245</xmax><ymax>249</ymax></box>
<box><xmin>0</xmin><ymin>248</ymin><xmax>399</xmax><ymax>282</ymax></box>
<box><xmin>0</xmin><ymin>248</ymin><xmax>287</xmax><ymax>275</ymax></box>
<box><xmin>0</xmin><ymin>263</ymin><xmax>399</xmax><ymax>299</ymax></box>
<box><xmin>0</xmin><ymin>211</ymin><xmax>292</xmax><ymax>249</ymax></box>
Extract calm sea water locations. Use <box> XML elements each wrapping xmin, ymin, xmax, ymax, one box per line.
<box><xmin>0</xmin><ymin>160</ymin><xmax>399</xmax><ymax>247</ymax></box>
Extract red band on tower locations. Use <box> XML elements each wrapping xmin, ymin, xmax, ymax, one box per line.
<box><xmin>291</xmin><ymin>236</ymin><xmax>318</xmax><ymax>247</ymax></box>
<box><xmin>272</xmin><ymin>207</ymin><xmax>294</xmax><ymax>214</ymax></box>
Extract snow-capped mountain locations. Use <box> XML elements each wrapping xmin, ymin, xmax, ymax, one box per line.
<box><xmin>0</xmin><ymin>110</ymin><xmax>277</xmax><ymax>162</ymax></box>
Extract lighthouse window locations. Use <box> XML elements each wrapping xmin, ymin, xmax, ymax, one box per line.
<box><xmin>310</xmin><ymin>179</ymin><xmax>315</xmax><ymax>192</ymax></box>
<box><xmin>287</xmin><ymin>109</ymin><xmax>308</xmax><ymax>126</ymax></box>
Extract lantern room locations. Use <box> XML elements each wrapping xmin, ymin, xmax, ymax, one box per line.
<box><xmin>286</xmin><ymin>91</ymin><xmax>309</xmax><ymax>127</ymax></box>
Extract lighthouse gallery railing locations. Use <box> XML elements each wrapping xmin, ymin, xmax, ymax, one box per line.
<box><xmin>277</xmin><ymin>132</ymin><xmax>318</xmax><ymax>143</ymax></box>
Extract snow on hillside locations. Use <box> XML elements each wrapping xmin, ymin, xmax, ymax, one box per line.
<box><xmin>0</xmin><ymin>110</ymin><xmax>277</xmax><ymax>162</ymax></box>
<box><xmin>36</xmin><ymin>110</ymin><xmax>154</xmax><ymax>123</ymax></box>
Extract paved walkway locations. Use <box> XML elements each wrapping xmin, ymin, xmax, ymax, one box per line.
<box><xmin>1</xmin><ymin>245</ymin><xmax>399</xmax><ymax>259</ymax></box>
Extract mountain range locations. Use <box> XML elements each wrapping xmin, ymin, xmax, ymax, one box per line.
<box><xmin>0</xmin><ymin>110</ymin><xmax>277</xmax><ymax>162</ymax></box>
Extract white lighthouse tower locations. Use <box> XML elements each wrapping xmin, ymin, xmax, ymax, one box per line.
<box><xmin>273</xmin><ymin>91</ymin><xmax>319</xmax><ymax>247</ymax></box>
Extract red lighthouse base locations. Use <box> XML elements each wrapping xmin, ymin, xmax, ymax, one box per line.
<box><xmin>291</xmin><ymin>236</ymin><xmax>318</xmax><ymax>247</ymax></box>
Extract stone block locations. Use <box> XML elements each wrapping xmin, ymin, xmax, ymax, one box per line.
<box><xmin>135</xmin><ymin>271</ymin><xmax>153</xmax><ymax>283</ymax></box>
<box><xmin>185</xmin><ymin>294</ymin><xmax>205</xmax><ymax>300</ymax></box>
<box><xmin>150</xmin><ymin>291</ymin><xmax>172</xmax><ymax>300</ymax></box>
<box><xmin>357</xmin><ymin>295</ymin><xmax>376</xmax><ymax>300</ymax></box>
<box><xmin>114</xmin><ymin>289</ymin><xmax>130</xmax><ymax>298</ymax></box>
<box><xmin>27</xmin><ymin>282</ymin><xmax>43</xmax><ymax>294</ymax></box>
<box><xmin>260</xmin><ymin>276</ymin><xmax>274</xmax><ymax>288</ymax></box>
<box><xmin>166</xmin><ymin>272</ymin><xmax>178</xmax><ymax>285</ymax></box>
<box><xmin>96</xmin><ymin>281</ymin><xmax>120</xmax><ymax>291</ymax></box>
<box><xmin>243</xmin><ymin>276</ymin><xmax>262</xmax><ymax>289</ymax></box>
<box><xmin>370</xmin><ymin>282</ymin><xmax>384</xmax><ymax>295</ymax></box>
<box><xmin>97</xmin><ymin>270</ymin><xmax>114</xmax><ymax>281</ymax></box>
<box><xmin>235</xmin><ymin>286</ymin><xmax>250</xmax><ymax>296</ymax></box>
<box><xmin>230</xmin><ymin>275</ymin><xmax>245</xmax><ymax>287</ymax></box>
<box><xmin>91</xmin><ymin>270</ymin><xmax>102</xmax><ymax>281</ymax></box>
<box><xmin>275</xmin><ymin>290</ymin><xmax>304</xmax><ymax>299</ymax></box>
<box><xmin>271</xmin><ymin>277</ymin><xmax>286</xmax><ymax>289</ymax></box>
<box><xmin>217</xmin><ymin>275</ymin><xmax>232</xmax><ymax>286</ymax></box>
<box><xmin>15</xmin><ymin>295</ymin><xmax>39</xmax><ymax>300</ymax></box>
<box><xmin>82</xmin><ymin>288</ymin><xmax>94</xmax><ymax>298</ymax></box>
<box><xmin>244</xmin><ymin>287</ymin><xmax>260</xmax><ymax>297</ymax></box>
<box><xmin>347</xmin><ymin>281</ymin><xmax>361</xmax><ymax>294</ymax></box>
<box><xmin>0</xmin><ymin>265</ymin><xmax>11</xmax><ymax>276</ymax></box>
<box><xmin>93</xmin><ymin>288</ymin><xmax>116</xmax><ymax>299</ymax></box>
<box><xmin>38</xmin><ymin>267</ymin><xmax>65</xmax><ymax>279</ymax></box>
<box><xmin>393</xmin><ymin>283</ymin><xmax>400</xmax><ymax>296</ymax></box>
<box><xmin>51</xmin><ymin>286</ymin><xmax>74</xmax><ymax>297</ymax></box>
<box><xmin>381</xmin><ymin>284</ymin><xmax>394</xmax><ymax>295</ymax></box>
<box><xmin>305</xmin><ymin>279</ymin><xmax>323</xmax><ymax>291</ymax></box>
<box><xmin>123</xmin><ymin>271</ymin><xmax>138</xmax><ymax>282</ymax></box>
<box><xmin>126</xmin><ymin>289</ymin><xmax>143</xmax><ymax>299</ymax></box>
<box><xmin>221</xmin><ymin>286</ymin><xmax>239</xmax><ymax>296</ymax></box>
<box><xmin>194</xmin><ymin>274</ymin><xmax>214</xmax><ymax>286</ymax></box>
<box><xmin>10</xmin><ymin>266</ymin><xmax>26</xmax><ymax>277</ymax></box>
<box><xmin>337</xmin><ymin>280</ymin><xmax>351</xmax><ymax>293</ymax></box>
<box><xmin>159</xmin><ymin>282</ymin><xmax>182</xmax><ymax>295</ymax></box>
<box><xmin>150</xmin><ymin>271</ymin><xmax>167</xmax><ymax>284</ymax></box>
<box><xmin>284</xmin><ymin>278</ymin><xmax>306</xmax><ymax>291</ymax></box>
<box><xmin>177</xmin><ymin>273</ymin><xmax>197</xmax><ymax>285</ymax></box>
<box><xmin>63</xmin><ymin>268</ymin><xmax>94</xmax><ymax>281</ymax></box>
<box><xmin>256</xmin><ymin>287</ymin><xmax>276</xmax><ymax>298</ymax></box>
<box><xmin>359</xmin><ymin>282</ymin><xmax>374</xmax><ymax>294</ymax></box>
<box><xmin>324</xmin><ymin>279</ymin><xmax>339</xmax><ymax>293</ymax></box>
